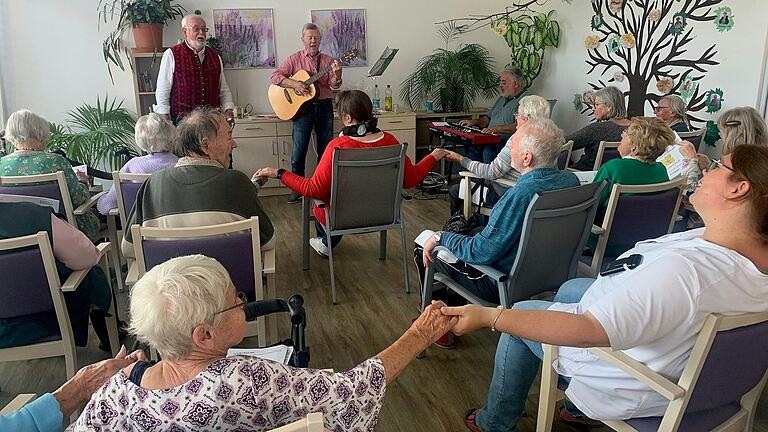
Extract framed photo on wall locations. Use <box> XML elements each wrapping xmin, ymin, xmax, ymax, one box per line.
<box><xmin>310</xmin><ymin>9</ymin><xmax>367</xmax><ymax>66</ymax></box>
<box><xmin>213</xmin><ymin>8</ymin><xmax>276</xmax><ymax>69</ymax></box>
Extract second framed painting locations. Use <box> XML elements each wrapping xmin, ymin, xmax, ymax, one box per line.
<box><xmin>213</xmin><ymin>8</ymin><xmax>276</xmax><ymax>69</ymax></box>
<box><xmin>311</xmin><ymin>9</ymin><xmax>367</xmax><ymax>66</ymax></box>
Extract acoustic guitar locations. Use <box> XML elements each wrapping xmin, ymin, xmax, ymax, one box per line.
<box><xmin>268</xmin><ymin>49</ymin><xmax>358</xmax><ymax>120</ymax></box>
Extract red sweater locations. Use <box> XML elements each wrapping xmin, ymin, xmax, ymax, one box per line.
<box><xmin>281</xmin><ymin>132</ymin><xmax>436</xmax><ymax>225</ymax></box>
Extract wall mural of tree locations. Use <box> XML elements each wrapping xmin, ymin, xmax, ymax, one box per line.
<box><xmin>575</xmin><ymin>0</ymin><xmax>735</xmax><ymax>124</ymax></box>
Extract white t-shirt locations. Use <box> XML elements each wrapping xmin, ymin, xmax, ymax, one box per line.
<box><xmin>549</xmin><ymin>228</ymin><xmax>768</xmax><ymax>420</ymax></box>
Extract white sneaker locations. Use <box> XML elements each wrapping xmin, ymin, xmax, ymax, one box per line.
<box><xmin>309</xmin><ymin>237</ymin><xmax>329</xmax><ymax>257</ymax></box>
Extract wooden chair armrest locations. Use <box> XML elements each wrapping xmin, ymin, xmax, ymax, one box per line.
<box><xmin>587</xmin><ymin>347</ymin><xmax>685</xmax><ymax>401</ymax></box>
<box><xmin>73</xmin><ymin>191</ymin><xmax>107</xmax><ymax>215</ymax></box>
<box><xmin>0</xmin><ymin>393</ymin><xmax>37</xmax><ymax>415</ymax></box>
<box><xmin>95</xmin><ymin>242</ymin><xmax>111</xmax><ymax>256</ymax></box>
<box><xmin>108</xmin><ymin>208</ymin><xmax>119</xmax><ymax>216</ymax></box>
<box><xmin>590</xmin><ymin>224</ymin><xmax>605</xmax><ymax>235</ymax></box>
<box><xmin>125</xmin><ymin>260</ymin><xmax>140</xmax><ymax>285</ymax></box>
<box><xmin>459</xmin><ymin>170</ymin><xmax>481</xmax><ymax>179</ymax></box>
<box><xmin>493</xmin><ymin>178</ymin><xmax>517</xmax><ymax>188</ymax></box>
<box><xmin>62</xmin><ymin>242</ymin><xmax>110</xmax><ymax>292</ymax></box>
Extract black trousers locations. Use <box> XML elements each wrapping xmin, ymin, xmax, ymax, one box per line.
<box><xmin>413</xmin><ymin>244</ymin><xmax>500</xmax><ymax>306</ymax></box>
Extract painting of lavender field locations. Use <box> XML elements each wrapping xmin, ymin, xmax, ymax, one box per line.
<box><xmin>213</xmin><ymin>9</ymin><xmax>275</xmax><ymax>69</ymax></box>
<box><xmin>311</xmin><ymin>9</ymin><xmax>367</xmax><ymax>66</ymax></box>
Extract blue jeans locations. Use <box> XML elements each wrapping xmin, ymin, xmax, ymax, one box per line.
<box><xmin>476</xmin><ymin>278</ymin><xmax>596</xmax><ymax>432</ymax></box>
<box><xmin>291</xmin><ymin>99</ymin><xmax>334</xmax><ymax>176</ymax></box>
<box><xmin>315</xmin><ymin>220</ymin><xmax>343</xmax><ymax>248</ymax></box>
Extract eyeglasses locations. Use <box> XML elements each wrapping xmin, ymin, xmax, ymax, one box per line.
<box><xmin>213</xmin><ymin>292</ymin><xmax>248</xmax><ymax>316</ymax></box>
<box><xmin>705</xmin><ymin>159</ymin><xmax>735</xmax><ymax>173</ymax></box>
<box><xmin>186</xmin><ymin>26</ymin><xmax>209</xmax><ymax>33</ymax></box>
<box><xmin>653</xmin><ymin>105</ymin><xmax>670</xmax><ymax>111</ymax></box>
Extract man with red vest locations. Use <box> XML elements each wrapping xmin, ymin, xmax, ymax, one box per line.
<box><xmin>271</xmin><ymin>23</ymin><xmax>343</xmax><ymax>204</ymax></box>
<box><xmin>156</xmin><ymin>15</ymin><xmax>235</xmax><ymax>124</ymax></box>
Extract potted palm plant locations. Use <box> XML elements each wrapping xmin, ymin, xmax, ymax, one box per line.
<box><xmin>99</xmin><ymin>0</ymin><xmax>186</xmax><ymax>80</ymax></box>
<box><xmin>401</xmin><ymin>24</ymin><xmax>499</xmax><ymax>113</ymax></box>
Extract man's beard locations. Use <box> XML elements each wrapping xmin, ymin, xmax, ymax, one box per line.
<box><xmin>189</xmin><ymin>37</ymin><xmax>205</xmax><ymax>51</ymax></box>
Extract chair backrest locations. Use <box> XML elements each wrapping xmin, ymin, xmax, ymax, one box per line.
<box><xmin>678</xmin><ymin>127</ymin><xmax>706</xmax><ymax>152</ymax></box>
<box><xmin>132</xmin><ymin>218</ymin><xmax>262</xmax><ymax>296</ymax></box>
<box><xmin>601</xmin><ymin>178</ymin><xmax>685</xmax><ymax>256</ymax></box>
<box><xmin>593</xmin><ymin>141</ymin><xmax>621</xmax><ymax>171</ymax></box>
<box><xmin>0</xmin><ymin>172</ymin><xmax>74</xmax><ymax>224</ymax></box>
<box><xmin>557</xmin><ymin>140</ymin><xmax>573</xmax><ymax>170</ymax></box>
<box><xmin>0</xmin><ymin>232</ymin><xmax>72</xmax><ymax>334</ymax></box>
<box><xmin>113</xmin><ymin>172</ymin><xmax>152</xmax><ymax>227</ymax></box>
<box><xmin>502</xmin><ymin>181</ymin><xmax>605</xmax><ymax>306</ymax></box>
<box><xmin>327</xmin><ymin>143</ymin><xmax>406</xmax><ymax>233</ymax></box>
<box><xmin>268</xmin><ymin>412</ymin><xmax>326</xmax><ymax>432</ymax></box>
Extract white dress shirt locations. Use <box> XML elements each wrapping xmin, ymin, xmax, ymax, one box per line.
<box><xmin>154</xmin><ymin>41</ymin><xmax>235</xmax><ymax>115</ymax></box>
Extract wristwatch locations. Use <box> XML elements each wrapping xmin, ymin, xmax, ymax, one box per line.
<box><xmin>434</xmin><ymin>231</ymin><xmax>443</xmax><ymax>245</ymax></box>
<box><xmin>276</xmin><ymin>168</ymin><xmax>286</xmax><ymax>180</ymax></box>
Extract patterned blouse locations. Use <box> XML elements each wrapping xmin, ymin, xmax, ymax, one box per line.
<box><xmin>67</xmin><ymin>355</ymin><xmax>386</xmax><ymax>432</ymax></box>
<box><xmin>0</xmin><ymin>151</ymin><xmax>100</xmax><ymax>241</ymax></box>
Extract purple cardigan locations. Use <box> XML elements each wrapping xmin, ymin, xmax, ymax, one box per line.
<box><xmin>97</xmin><ymin>152</ymin><xmax>178</xmax><ymax>215</ymax></box>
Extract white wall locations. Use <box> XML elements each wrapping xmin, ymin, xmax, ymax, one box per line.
<box><xmin>2</xmin><ymin>0</ymin><xmax>767</xmax><ymax>143</ymax></box>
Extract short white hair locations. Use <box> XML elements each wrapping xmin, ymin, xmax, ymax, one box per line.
<box><xmin>129</xmin><ymin>255</ymin><xmax>230</xmax><ymax>360</ymax></box>
<box><xmin>4</xmin><ymin>109</ymin><xmax>51</xmax><ymax>145</ymax></box>
<box><xmin>135</xmin><ymin>113</ymin><xmax>175</xmax><ymax>153</ymax></box>
<box><xmin>517</xmin><ymin>117</ymin><xmax>564</xmax><ymax>169</ymax></box>
<box><xmin>181</xmin><ymin>14</ymin><xmax>205</xmax><ymax>29</ymax></box>
<box><xmin>517</xmin><ymin>95</ymin><xmax>551</xmax><ymax>121</ymax></box>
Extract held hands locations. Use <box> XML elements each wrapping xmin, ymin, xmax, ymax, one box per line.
<box><xmin>254</xmin><ymin>167</ymin><xmax>279</xmax><ymax>179</ymax></box>
<box><xmin>408</xmin><ymin>301</ymin><xmax>458</xmax><ymax>347</ymax></box>
<box><xmin>440</xmin><ymin>305</ymin><xmax>497</xmax><ymax>336</ymax></box>
<box><xmin>443</xmin><ymin>150</ymin><xmax>463</xmax><ymax>162</ymax></box>
<box><xmin>430</xmin><ymin>148</ymin><xmax>448</xmax><ymax>160</ymax></box>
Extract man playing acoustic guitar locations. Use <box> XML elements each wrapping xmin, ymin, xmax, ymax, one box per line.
<box><xmin>270</xmin><ymin>23</ymin><xmax>343</xmax><ymax>204</ymax></box>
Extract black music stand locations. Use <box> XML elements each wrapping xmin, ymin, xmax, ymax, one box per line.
<box><xmin>368</xmin><ymin>47</ymin><xmax>398</xmax><ymax>77</ymax></box>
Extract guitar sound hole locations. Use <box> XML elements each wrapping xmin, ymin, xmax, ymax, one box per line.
<box><xmin>283</xmin><ymin>88</ymin><xmax>293</xmax><ymax>103</ymax></box>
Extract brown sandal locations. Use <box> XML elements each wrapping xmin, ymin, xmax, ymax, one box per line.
<box><xmin>464</xmin><ymin>408</ymin><xmax>482</xmax><ymax>432</ymax></box>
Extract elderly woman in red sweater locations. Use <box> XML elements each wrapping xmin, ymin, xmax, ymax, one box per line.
<box><xmin>256</xmin><ymin>90</ymin><xmax>446</xmax><ymax>256</ymax></box>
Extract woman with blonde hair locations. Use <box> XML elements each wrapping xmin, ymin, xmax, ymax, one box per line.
<box><xmin>444</xmin><ymin>94</ymin><xmax>553</xmax><ymax>214</ymax></box>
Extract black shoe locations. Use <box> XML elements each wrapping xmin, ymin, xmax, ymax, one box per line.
<box><xmin>287</xmin><ymin>192</ymin><xmax>301</xmax><ymax>204</ymax></box>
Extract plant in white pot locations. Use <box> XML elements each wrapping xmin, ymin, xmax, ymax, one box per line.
<box><xmin>99</xmin><ymin>0</ymin><xmax>186</xmax><ymax>81</ymax></box>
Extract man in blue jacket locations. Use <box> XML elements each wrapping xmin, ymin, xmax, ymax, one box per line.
<box><xmin>417</xmin><ymin>118</ymin><xmax>579</xmax><ymax>310</ymax></box>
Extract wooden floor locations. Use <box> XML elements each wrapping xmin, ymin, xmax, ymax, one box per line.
<box><xmin>1</xmin><ymin>193</ymin><xmax>766</xmax><ymax>431</ymax></box>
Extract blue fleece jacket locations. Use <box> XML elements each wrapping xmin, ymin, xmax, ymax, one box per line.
<box><xmin>440</xmin><ymin>167</ymin><xmax>580</xmax><ymax>274</ymax></box>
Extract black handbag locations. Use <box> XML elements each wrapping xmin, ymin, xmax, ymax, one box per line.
<box><xmin>443</xmin><ymin>179</ymin><xmax>487</xmax><ymax>235</ymax></box>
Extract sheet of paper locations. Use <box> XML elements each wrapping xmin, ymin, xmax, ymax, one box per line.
<box><xmin>573</xmin><ymin>170</ymin><xmax>597</xmax><ymax>185</ymax></box>
<box><xmin>657</xmin><ymin>145</ymin><xmax>684</xmax><ymax>179</ymax></box>
<box><xmin>431</xmin><ymin>121</ymin><xmax>448</xmax><ymax>127</ymax></box>
<box><xmin>0</xmin><ymin>193</ymin><xmax>60</xmax><ymax>211</ymax></box>
<box><xmin>457</xmin><ymin>178</ymin><xmax>488</xmax><ymax>205</ymax></box>
<box><xmin>227</xmin><ymin>345</ymin><xmax>294</xmax><ymax>364</ymax></box>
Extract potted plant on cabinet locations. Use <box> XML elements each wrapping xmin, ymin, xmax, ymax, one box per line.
<box><xmin>400</xmin><ymin>24</ymin><xmax>499</xmax><ymax>113</ymax></box>
<box><xmin>99</xmin><ymin>0</ymin><xmax>186</xmax><ymax>81</ymax></box>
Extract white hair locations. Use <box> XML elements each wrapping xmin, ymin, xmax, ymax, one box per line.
<box><xmin>135</xmin><ymin>113</ymin><xmax>175</xmax><ymax>153</ymax></box>
<box><xmin>4</xmin><ymin>109</ymin><xmax>51</xmax><ymax>145</ymax></box>
<box><xmin>181</xmin><ymin>14</ymin><xmax>205</xmax><ymax>29</ymax></box>
<box><xmin>129</xmin><ymin>255</ymin><xmax>231</xmax><ymax>360</ymax></box>
<box><xmin>517</xmin><ymin>95</ymin><xmax>551</xmax><ymax>121</ymax></box>
<box><xmin>517</xmin><ymin>117</ymin><xmax>564</xmax><ymax>169</ymax></box>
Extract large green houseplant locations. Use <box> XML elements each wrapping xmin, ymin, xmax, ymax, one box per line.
<box><xmin>99</xmin><ymin>0</ymin><xmax>186</xmax><ymax>81</ymax></box>
<box><xmin>48</xmin><ymin>96</ymin><xmax>139</xmax><ymax>171</ymax></box>
<box><xmin>400</xmin><ymin>25</ymin><xmax>498</xmax><ymax>113</ymax></box>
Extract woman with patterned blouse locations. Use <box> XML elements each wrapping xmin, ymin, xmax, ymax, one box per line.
<box><xmin>69</xmin><ymin>255</ymin><xmax>456</xmax><ymax>431</ymax></box>
<box><xmin>1</xmin><ymin>109</ymin><xmax>100</xmax><ymax>241</ymax></box>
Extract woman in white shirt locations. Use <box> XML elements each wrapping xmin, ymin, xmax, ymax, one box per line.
<box><xmin>444</xmin><ymin>144</ymin><xmax>768</xmax><ymax>431</ymax></box>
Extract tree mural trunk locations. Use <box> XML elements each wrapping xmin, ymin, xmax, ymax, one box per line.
<box><xmin>627</xmin><ymin>75</ymin><xmax>649</xmax><ymax>117</ymax></box>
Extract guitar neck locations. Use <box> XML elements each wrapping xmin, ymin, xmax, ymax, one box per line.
<box><xmin>305</xmin><ymin>59</ymin><xmax>340</xmax><ymax>85</ymax></box>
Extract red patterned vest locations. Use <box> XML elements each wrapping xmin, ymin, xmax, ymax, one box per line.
<box><xmin>170</xmin><ymin>42</ymin><xmax>222</xmax><ymax>119</ymax></box>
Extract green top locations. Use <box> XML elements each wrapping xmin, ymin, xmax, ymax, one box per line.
<box><xmin>588</xmin><ymin>157</ymin><xmax>670</xmax><ymax>256</ymax></box>
<box><xmin>669</xmin><ymin>122</ymin><xmax>690</xmax><ymax>133</ymax></box>
<box><xmin>0</xmin><ymin>151</ymin><xmax>100</xmax><ymax>241</ymax></box>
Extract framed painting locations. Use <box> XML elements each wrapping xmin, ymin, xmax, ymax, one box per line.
<box><xmin>213</xmin><ymin>8</ymin><xmax>276</xmax><ymax>69</ymax></box>
<box><xmin>310</xmin><ymin>9</ymin><xmax>367</xmax><ymax>66</ymax></box>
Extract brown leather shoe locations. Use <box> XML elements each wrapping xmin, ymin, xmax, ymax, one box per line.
<box><xmin>464</xmin><ymin>408</ymin><xmax>482</xmax><ymax>432</ymax></box>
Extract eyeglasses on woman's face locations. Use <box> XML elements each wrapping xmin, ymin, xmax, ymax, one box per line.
<box><xmin>213</xmin><ymin>292</ymin><xmax>248</xmax><ymax>316</ymax></box>
<box><xmin>704</xmin><ymin>159</ymin><xmax>735</xmax><ymax>173</ymax></box>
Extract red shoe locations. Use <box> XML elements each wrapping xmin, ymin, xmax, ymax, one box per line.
<box><xmin>559</xmin><ymin>407</ymin><xmax>603</xmax><ymax>428</ymax></box>
<box><xmin>464</xmin><ymin>408</ymin><xmax>482</xmax><ymax>432</ymax></box>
